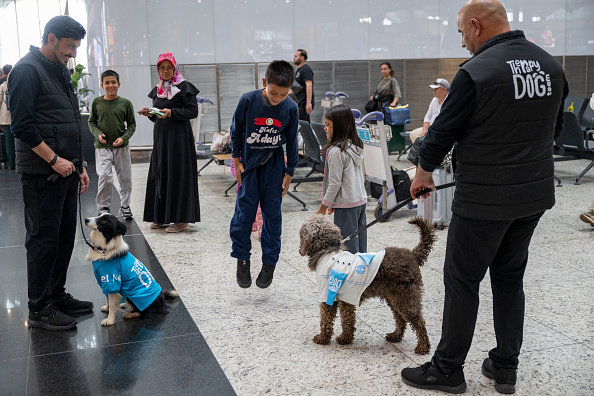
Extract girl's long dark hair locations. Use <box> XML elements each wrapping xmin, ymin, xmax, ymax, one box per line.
<box><xmin>324</xmin><ymin>104</ymin><xmax>363</xmax><ymax>151</ymax></box>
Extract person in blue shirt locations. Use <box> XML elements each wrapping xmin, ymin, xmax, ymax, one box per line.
<box><xmin>230</xmin><ymin>60</ymin><xmax>299</xmax><ymax>289</ymax></box>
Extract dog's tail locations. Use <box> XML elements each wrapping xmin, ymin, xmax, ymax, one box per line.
<box><xmin>409</xmin><ymin>216</ymin><xmax>437</xmax><ymax>267</ymax></box>
<box><xmin>164</xmin><ymin>290</ymin><xmax>179</xmax><ymax>299</ymax></box>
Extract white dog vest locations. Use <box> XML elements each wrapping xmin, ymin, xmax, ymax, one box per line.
<box><xmin>316</xmin><ymin>250</ymin><xmax>384</xmax><ymax>306</ymax></box>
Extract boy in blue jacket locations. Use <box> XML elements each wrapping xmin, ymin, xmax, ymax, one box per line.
<box><xmin>230</xmin><ymin>60</ymin><xmax>299</xmax><ymax>289</ymax></box>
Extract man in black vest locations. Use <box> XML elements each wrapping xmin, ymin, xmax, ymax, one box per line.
<box><xmin>401</xmin><ymin>0</ymin><xmax>568</xmax><ymax>394</ymax></box>
<box><xmin>9</xmin><ymin>16</ymin><xmax>92</xmax><ymax>330</ymax></box>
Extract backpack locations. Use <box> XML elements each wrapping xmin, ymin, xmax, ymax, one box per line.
<box><xmin>369</xmin><ymin>167</ymin><xmax>412</xmax><ymax>202</ymax></box>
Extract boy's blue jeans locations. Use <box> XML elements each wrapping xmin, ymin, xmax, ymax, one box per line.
<box><xmin>230</xmin><ymin>158</ymin><xmax>284</xmax><ymax>266</ymax></box>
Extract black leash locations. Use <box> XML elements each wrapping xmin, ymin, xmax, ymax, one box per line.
<box><xmin>341</xmin><ymin>182</ymin><xmax>456</xmax><ymax>243</ymax></box>
<box><xmin>62</xmin><ymin>160</ymin><xmax>106</xmax><ymax>256</ymax></box>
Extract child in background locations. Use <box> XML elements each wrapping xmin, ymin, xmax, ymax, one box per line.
<box><xmin>230</xmin><ymin>60</ymin><xmax>299</xmax><ymax>289</ymax></box>
<box><xmin>88</xmin><ymin>70</ymin><xmax>136</xmax><ymax>219</ymax></box>
<box><xmin>316</xmin><ymin>104</ymin><xmax>367</xmax><ymax>254</ymax></box>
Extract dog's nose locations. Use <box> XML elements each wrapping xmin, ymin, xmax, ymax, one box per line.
<box><xmin>84</xmin><ymin>218</ymin><xmax>89</xmax><ymax>224</ymax></box>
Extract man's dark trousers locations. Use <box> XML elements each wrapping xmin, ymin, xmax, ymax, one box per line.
<box><xmin>22</xmin><ymin>173</ymin><xmax>79</xmax><ymax>312</ymax></box>
<box><xmin>298</xmin><ymin>105</ymin><xmax>310</xmax><ymax>123</ymax></box>
<box><xmin>433</xmin><ymin>211</ymin><xmax>544</xmax><ymax>373</ymax></box>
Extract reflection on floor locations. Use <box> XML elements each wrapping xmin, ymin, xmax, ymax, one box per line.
<box><xmin>1</xmin><ymin>155</ymin><xmax>593</xmax><ymax>395</ymax></box>
<box><xmin>0</xmin><ymin>166</ymin><xmax>234</xmax><ymax>396</ymax></box>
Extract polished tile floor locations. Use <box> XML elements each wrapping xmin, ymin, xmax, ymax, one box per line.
<box><xmin>1</xmin><ymin>155</ymin><xmax>593</xmax><ymax>395</ymax></box>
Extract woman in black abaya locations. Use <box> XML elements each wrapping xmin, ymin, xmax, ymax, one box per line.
<box><xmin>138</xmin><ymin>52</ymin><xmax>200</xmax><ymax>233</ymax></box>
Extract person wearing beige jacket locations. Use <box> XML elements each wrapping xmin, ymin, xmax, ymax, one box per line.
<box><xmin>0</xmin><ymin>64</ymin><xmax>14</xmax><ymax>169</ymax></box>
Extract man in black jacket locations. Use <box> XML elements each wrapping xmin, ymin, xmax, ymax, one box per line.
<box><xmin>401</xmin><ymin>0</ymin><xmax>568</xmax><ymax>394</ymax></box>
<box><xmin>9</xmin><ymin>16</ymin><xmax>92</xmax><ymax>330</ymax></box>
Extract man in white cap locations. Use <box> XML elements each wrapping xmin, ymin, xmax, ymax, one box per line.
<box><xmin>409</xmin><ymin>78</ymin><xmax>450</xmax><ymax>143</ymax></box>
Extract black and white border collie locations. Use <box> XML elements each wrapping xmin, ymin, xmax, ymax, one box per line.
<box><xmin>85</xmin><ymin>213</ymin><xmax>178</xmax><ymax>326</ymax></box>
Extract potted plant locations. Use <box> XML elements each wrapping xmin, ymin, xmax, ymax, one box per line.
<box><xmin>71</xmin><ymin>63</ymin><xmax>94</xmax><ymax>112</ymax></box>
<box><xmin>71</xmin><ymin>63</ymin><xmax>95</xmax><ymax>161</ymax></box>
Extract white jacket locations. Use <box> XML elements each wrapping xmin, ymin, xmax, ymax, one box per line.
<box><xmin>0</xmin><ymin>81</ymin><xmax>10</xmax><ymax>125</ymax></box>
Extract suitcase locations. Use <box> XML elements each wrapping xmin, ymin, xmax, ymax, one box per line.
<box><xmin>0</xmin><ymin>132</ymin><xmax>7</xmax><ymax>164</ymax></box>
<box><xmin>417</xmin><ymin>164</ymin><xmax>455</xmax><ymax>229</ymax></box>
<box><xmin>383</xmin><ymin>104</ymin><xmax>410</xmax><ymax>126</ymax></box>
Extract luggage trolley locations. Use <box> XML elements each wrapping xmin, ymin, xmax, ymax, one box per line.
<box><xmin>191</xmin><ymin>96</ymin><xmax>214</xmax><ymax>153</ymax></box>
<box><xmin>355</xmin><ymin>111</ymin><xmax>398</xmax><ymax>221</ymax></box>
<box><xmin>321</xmin><ymin>91</ymin><xmax>349</xmax><ymax>121</ymax></box>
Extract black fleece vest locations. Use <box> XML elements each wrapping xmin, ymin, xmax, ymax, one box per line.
<box><xmin>453</xmin><ymin>31</ymin><xmax>565</xmax><ymax>220</ymax></box>
<box><xmin>14</xmin><ymin>46</ymin><xmax>83</xmax><ymax>175</ymax></box>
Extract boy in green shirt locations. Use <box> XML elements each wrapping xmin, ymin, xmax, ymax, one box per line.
<box><xmin>88</xmin><ymin>70</ymin><xmax>136</xmax><ymax>219</ymax></box>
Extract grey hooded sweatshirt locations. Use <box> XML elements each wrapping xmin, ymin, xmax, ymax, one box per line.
<box><xmin>322</xmin><ymin>143</ymin><xmax>367</xmax><ymax>208</ymax></box>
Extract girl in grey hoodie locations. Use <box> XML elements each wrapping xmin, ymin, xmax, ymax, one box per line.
<box><xmin>316</xmin><ymin>104</ymin><xmax>368</xmax><ymax>253</ymax></box>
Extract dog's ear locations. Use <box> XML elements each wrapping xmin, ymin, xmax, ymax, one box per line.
<box><xmin>117</xmin><ymin>222</ymin><xmax>127</xmax><ymax>236</ymax></box>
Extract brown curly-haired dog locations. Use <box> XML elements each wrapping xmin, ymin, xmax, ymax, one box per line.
<box><xmin>299</xmin><ymin>215</ymin><xmax>436</xmax><ymax>355</ymax></box>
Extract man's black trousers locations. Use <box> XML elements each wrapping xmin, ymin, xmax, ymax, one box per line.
<box><xmin>22</xmin><ymin>173</ymin><xmax>79</xmax><ymax>312</ymax></box>
<box><xmin>433</xmin><ymin>211</ymin><xmax>544</xmax><ymax>373</ymax></box>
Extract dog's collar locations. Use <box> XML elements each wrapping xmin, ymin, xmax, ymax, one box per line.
<box><xmin>88</xmin><ymin>243</ymin><xmax>107</xmax><ymax>256</ymax></box>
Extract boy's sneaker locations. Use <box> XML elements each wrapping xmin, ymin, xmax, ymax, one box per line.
<box><xmin>237</xmin><ymin>259</ymin><xmax>251</xmax><ymax>288</ymax></box>
<box><xmin>28</xmin><ymin>304</ymin><xmax>77</xmax><ymax>330</ymax></box>
<box><xmin>53</xmin><ymin>293</ymin><xmax>94</xmax><ymax>315</ymax></box>
<box><xmin>580</xmin><ymin>211</ymin><xmax>594</xmax><ymax>227</ymax></box>
<box><xmin>256</xmin><ymin>265</ymin><xmax>275</xmax><ymax>289</ymax></box>
<box><xmin>482</xmin><ymin>358</ymin><xmax>517</xmax><ymax>394</ymax></box>
<box><xmin>120</xmin><ymin>206</ymin><xmax>133</xmax><ymax>220</ymax></box>
<box><xmin>99</xmin><ymin>207</ymin><xmax>110</xmax><ymax>216</ymax></box>
<box><xmin>401</xmin><ymin>362</ymin><xmax>467</xmax><ymax>394</ymax></box>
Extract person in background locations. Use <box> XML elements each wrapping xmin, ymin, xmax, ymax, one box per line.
<box><xmin>579</xmin><ymin>94</ymin><xmax>594</xmax><ymax>227</ymax></box>
<box><xmin>369</xmin><ymin>62</ymin><xmax>401</xmax><ymax>113</ymax></box>
<box><xmin>138</xmin><ymin>52</ymin><xmax>200</xmax><ymax>233</ymax></box>
<box><xmin>316</xmin><ymin>104</ymin><xmax>367</xmax><ymax>254</ymax></box>
<box><xmin>8</xmin><ymin>16</ymin><xmax>92</xmax><ymax>330</ymax></box>
<box><xmin>291</xmin><ymin>49</ymin><xmax>314</xmax><ymax>122</ymax></box>
<box><xmin>230</xmin><ymin>60</ymin><xmax>299</xmax><ymax>289</ymax></box>
<box><xmin>409</xmin><ymin>78</ymin><xmax>449</xmax><ymax>143</ymax></box>
<box><xmin>88</xmin><ymin>69</ymin><xmax>136</xmax><ymax>219</ymax></box>
<box><xmin>401</xmin><ymin>0</ymin><xmax>568</xmax><ymax>393</ymax></box>
<box><xmin>0</xmin><ymin>64</ymin><xmax>14</xmax><ymax>169</ymax></box>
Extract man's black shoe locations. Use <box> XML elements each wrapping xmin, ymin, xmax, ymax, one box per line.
<box><xmin>237</xmin><ymin>259</ymin><xmax>252</xmax><ymax>288</ymax></box>
<box><xmin>28</xmin><ymin>304</ymin><xmax>77</xmax><ymax>330</ymax></box>
<box><xmin>256</xmin><ymin>265</ymin><xmax>275</xmax><ymax>288</ymax></box>
<box><xmin>401</xmin><ymin>361</ymin><xmax>467</xmax><ymax>394</ymax></box>
<box><xmin>54</xmin><ymin>293</ymin><xmax>94</xmax><ymax>314</ymax></box>
<box><xmin>482</xmin><ymin>358</ymin><xmax>516</xmax><ymax>394</ymax></box>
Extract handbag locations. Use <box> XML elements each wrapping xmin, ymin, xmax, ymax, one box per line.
<box><xmin>365</xmin><ymin>92</ymin><xmax>380</xmax><ymax>113</ymax></box>
<box><xmin>407</xmin><ymin>135</ymin><xmax>425</xmax><ymax>166</ymax></box>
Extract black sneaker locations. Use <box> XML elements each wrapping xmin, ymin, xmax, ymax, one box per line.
<box><xmin>54</xmin><ymin>293</ymin><xmax>94</xmax><ymax>315</ymax></box>
<box><xmin>237</xmin><ymin>259</ymin><xmax>251</xmax><ymax>288</ymax></box>
<box><xmin>120</xmin><ymin>206</ymin><xmax>133</xmax><ymax>220</ymax></box>
<box><xmin>255</xmin><ymin>265</ymin><xmax>275</xmax><ymax>289</ymax></box>
<box><xmin>99</xmin><ymin>207</ymin><xmax>110</xmax><ymax>216</ymax></box>
<box><xmin>401</xmin><ymin>361</ymin><xmax>467</xmax><ymax>394</ymax></box>
<box><xmin>28</xmin><ymin>304</ymin><xmax>77</xmax><ymax>330</ymax></box>
<box><xmin>482</xmin><ymin>358</ymin><xmax>517</xmax><ymax>394</ymax></box>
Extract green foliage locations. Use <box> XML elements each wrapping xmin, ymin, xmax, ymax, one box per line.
<box><xmin>71</xmin><ymin>64</ymin><xmax>94</xmax><ymax>110</ymax></box>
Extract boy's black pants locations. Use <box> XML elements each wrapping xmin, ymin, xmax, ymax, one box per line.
<box><xmin>432</xmin><ymin>211</ymin><xmax>544</xmax><ymax>373</ymax></box>
<box><xmin>22</xmin><ymin>173</ymin><xmax>78</xmax><ymax>312</ymax></box>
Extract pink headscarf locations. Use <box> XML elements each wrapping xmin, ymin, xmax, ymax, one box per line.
<box><xmin>156</xmin><ymin>52</ymin><xmax>186</xmax><ymax>99</ymax></box>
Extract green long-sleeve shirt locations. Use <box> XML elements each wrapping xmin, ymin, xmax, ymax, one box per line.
<box><xmin>88</xmin><ymin>96</ymin><xmax>136</xmax><ymax>148</ymax></box>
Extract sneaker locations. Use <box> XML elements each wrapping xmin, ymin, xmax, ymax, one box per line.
<box><xmin>236</xmin><ymin>259</ymin><xmax>251</xmax><ymax>288</ymax></box>
<box><xmin>256</xmin><ymin>265</ymin><xmax>275</xmax><ymax>289</ymax></box>
<box><xmin>98</xmin><ymin>207</ymin><xmax>110</xmax><ymax>216</ymax></box>
<box><xmin>53</xmin><ymin>293</ymin><xmax>94</xmax><ymax>315</ymax></box>
<box><xmin>165</xmin><ymin>223</ymin><xmax>190</xmax><ymax>233</ymax></box>
<box><xmin>28</xmin><ymin>304</ymin><xmax>77</xmax><ymax>330</ymax></box>
<box><xmin>580</xmin><ymin>211</ymin><xmax>594</xmax><ymax>227</ymax></box>
<box><xmin>482</xmin><ymin>358</ymin><xmax>517</xmax><ymax>394</ymax></box>
<box><xmin>150</xmin><ymin>222</ymin><xmax>164</xmax><ymax>229</ymax></box>
<box><xmin>401</xmin><ymin>362</ymin><xmax>467</xmax><ymax>394</ymax></box>
<box><xmin>120</xmin><ymin>206</ymin><xmax>133</xmax><ymax>220</ymax></box>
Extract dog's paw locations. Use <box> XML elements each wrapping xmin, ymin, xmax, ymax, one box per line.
<box><xmin>335</xmin><ymin>334</ymin><xmax>354</xmax><ymax>345</ymax></box>
<box><xmin>313</xmin><ymin>334</ymin><xmax>331</xmax><ymax>345</ymax></box>
<box><xmin>414</xmin><ymin>343</ymin><xmax>431</xmax><ymax>355</ymax></box>
<box><xmin>123</xmin><ymin>312</ymin><xmax>141</xmax><ymax>319</ymax></box>
<box><xmin>100</xmin><ymin>305</ymin><xmax>109</xmax><ymax>313</ymax></box>
<box><xmin>385</xmin><ymin>331</ymin><xmax>404</xmax><ymax>343</ymax></box>
<box><xmin>101</xmin><ymin>318</ymin><xmax>115</xmax><ymax>326</ymax></box>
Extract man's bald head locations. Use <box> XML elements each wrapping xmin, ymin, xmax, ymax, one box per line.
<box><xmin>457</xmin><ymin>0</ymin><xmax>511</xmax><ymax>55</ymax></box>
